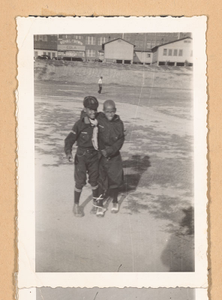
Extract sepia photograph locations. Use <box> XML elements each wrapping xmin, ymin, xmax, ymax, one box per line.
<box><xmin>17</xmin><ymin>17</ymin><xmax>207</xmax><ymax>287</ymax></box>
<box><xmin>34</xmin><ymin>31</ymin><xmax>194</xmax><ymax>273</ymax></box>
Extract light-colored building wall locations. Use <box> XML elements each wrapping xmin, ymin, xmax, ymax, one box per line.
<box><xmin>134</xmin><ymin>51</ymin><xmax>153</xmax><ymax>64</ymax></box>
<box><xmin>152</xmin><ymin>50</ymin><xmax>158</xmax><ymax>64</ymax></box>
<box><xmin>104</xmin><ymin>39</ymin><xmax>134</xmax><ymax>61</ymax></box>
<box><xmin>156</xmin><ymin>38</ymin><xmax>192</xmax><ymax>64</ymax></box>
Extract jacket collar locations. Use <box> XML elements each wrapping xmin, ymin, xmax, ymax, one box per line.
<box><xmin>101</xmin><ymin>112</ymin><xmax>119</xmax><ymax>122</ymax></box>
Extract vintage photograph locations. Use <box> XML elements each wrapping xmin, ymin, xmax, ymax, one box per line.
<box><xmin>17</xmin><ymin>17</ymin><xmax>207</xmax><ymax>287</ymax></box>
<box><xmin>35</xmin><ymin>32</ymin><xmax>194</xmax><ymax>272</ymax></box>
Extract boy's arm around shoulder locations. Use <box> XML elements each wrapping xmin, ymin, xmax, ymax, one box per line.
<box><xmin>64</xmin><ymin>121</ymin><xmax>79</xmax><ymax>157</ymax></box>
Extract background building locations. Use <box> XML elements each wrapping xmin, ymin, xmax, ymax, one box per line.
<box><xmin>102</xmin><ymin>38</ymin><xmax>134</xmax><ymax>64</ymax></box>
<box><xmin>57</xmin><ymin>37</ymin><xmax>86</xmax><ymax>61</ymax></box>
<box><xmin>34</xmin><ymin>35</ymin><xmax>57</xmax><ymax>59</ymax></box>
<box><xmin>152</xmin><ymin>37</ymin><xmax>193</xmax><ymax>66</ymax></box>
<box><xmin>134</xmin><ymin>50</ymin><xmax>153</xmax><ymax>64</ymax></box>
<box><xmin>34</xmin><ymin>33</ymin><xmax>192</xmax><ymax>65</ymax></box>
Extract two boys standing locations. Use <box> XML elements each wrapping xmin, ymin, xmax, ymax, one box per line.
<box><xmin>64</xmin><ymin>96</ymin><xmax>124</xmax><ymax>217</ymax></box>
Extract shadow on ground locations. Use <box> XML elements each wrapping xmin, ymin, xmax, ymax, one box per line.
<box><xmin>121</xmin><ymin>155</ymin><xmax>151</xmax><ymax>193</ymax></box>
<box><xmin>161</xmin><ymin>206</ymin><xmax>194</xmax><ymax>271</ymax></box>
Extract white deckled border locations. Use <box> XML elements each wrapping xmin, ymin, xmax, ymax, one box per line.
<box><xmin>17</xmin><ymin>16</ymin><xmax>208</xmax><ymax>288</ymax></box>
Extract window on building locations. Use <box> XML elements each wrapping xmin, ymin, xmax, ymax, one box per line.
<box><xmin>98</xmin><ymin>37</ymin><xmax>107</xmax><ymax>45</ymax></box>
<box><xmin>168</xmin><ymin>49</ymin><xmax>172</xmax><ymax>56</ymax></box>
<box><xmin>34</xmin><ymin>51</ymin><xmax>38</xmax><ymax>57</ymax></box>
<box><xmin>86</xmin><ymin>36</ymin><xmax>95</xmax><ymax>45</ymax></box>
<box><xmin>173</xmin><ymin>49</ymin><xmax>178</xmax><ymax>56</ymax></box>
<box><xmin>179</xmin><ymin>49</ymin><xmax>183</xmax><ymax>56</ymax></box>
<box><xmin>163</xmin><ymin>49</ymin><xmax>167</xmax><ymax>56</ymax></box>
<box><xmin>58</xmin><ymin>34</ymin><xmax>67</xmax><ymax>39</ymax></box>
<box><xmin>86</xmin><ymin>49</ymin><xmax>96</xmax><ymax>57</ymax></box>
<box><xmin>52</xmin><ymin>53</ymin><xmax>56</xmax><ymax>57</ymax></box>
<box><xmin>147</xmin><ymin>53</ymin><xmax>151</xmax><ymax>58</ymax></box>
<box><xmin>98</xmin><ymin>37</ymin><xmax>102</xmax><ymax>45</ymax></box>
<box><xmin>37</xmin><ymin>35</ymin><xmax>48</xmax><ymax>41</ymax></box>
<box><xmin>43</xmin><ymin>52</ymin><xmax>46</xmax><ymax>55</ymax></box>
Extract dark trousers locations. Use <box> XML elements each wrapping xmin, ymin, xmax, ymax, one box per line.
<box><xmin>74</xmin><ymin>148</ymin><xmax>99</xmax><ymax>190</ymax></box>
<box><xmin>98</xmin><ymin>153</ymin><xmax>124</xmax><ymax>193</ymax></box>
<box><xmin>98</xmin><ymin>84</ymin><xmax>102</xmax><ymax>94</ymax></box>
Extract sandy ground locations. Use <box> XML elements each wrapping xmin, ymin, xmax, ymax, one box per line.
<box><xmin>35</xmin><ymin>63</ymin><xmax>194</xmax><ymax>272</ymax></box>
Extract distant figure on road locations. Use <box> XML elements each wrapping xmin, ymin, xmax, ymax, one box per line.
<box><xmin>96</xmin><ymin>100</ymin><xmax>125</xmax><ymax>216</ymax></box>
<box><xmin>98</xmin><ymin>76</ymin><xmax>103</xmax><ymax>94</ymax></box>
<box><xmin>64</xmin><ymin>96</ymin><xmax>101</xmax><ymax>217</ymax></box>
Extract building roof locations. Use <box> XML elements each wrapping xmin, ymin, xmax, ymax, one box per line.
<box><xmin>135</xmin><ymin>49</ymin><xmax>153</xmax><ymax>53</ymax></box>
<box><xmin>152</xmin><ymin>37</ymin><xmax>192</xmax><ymax>52</ymax></box>
<box><xmin>102</xmin><ymin>38</ymin><xmax>135</xmax><ymax>50</ymax></box>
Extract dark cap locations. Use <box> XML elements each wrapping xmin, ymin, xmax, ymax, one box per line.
<box><xmin>83</xmin><ymin>96</ymin><xmax>99</xmax><ymax>110</ymax></box>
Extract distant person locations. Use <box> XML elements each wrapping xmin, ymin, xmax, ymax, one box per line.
<box><xmin>96</xmin><ymin>100</ymin><xmax>125</xmax><ymax>216</ymax></box>
<box><xmin>98</xmin><ymin>76</ymin><xmax>103</xmax><ymax>94</ymax></box>
<box><xmin>64</xmin><ymin>96</ymin><xmax>101</xmax><ymax>217</ymax></box>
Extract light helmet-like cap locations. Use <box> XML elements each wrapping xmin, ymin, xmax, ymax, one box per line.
<box><xmin>103</xmin><ymin>99</ymin><xmax>116</xmax><ymax>110</ymax></box>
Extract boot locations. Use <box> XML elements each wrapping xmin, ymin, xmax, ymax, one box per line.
<box><xmin>111</xmin><ymin>189</ymin><xmax>119</xmax><ymax>213</ymax></box>
<box><xmin>111</xmin><ymin>202</ymin><xmax>119</xmax><ymax>213</ymax></box>
<box><xmin>96</xmin><ymin>206</ymin><xmax>106</xmax><ymax>217</ymax></box>
<box><xmin>95</xmin><ymin>196</ymin><xmax>106</xmax><ymax>217</ymax></box>
<box><xmin>73</xmin><ymin>203</ymin><xmax>83</xmax><ymax>217</ymax></box>
<box><xmin>90</xmin><ymin>197</ymin><xmax>98</xmax><ymax>214</ymax></box>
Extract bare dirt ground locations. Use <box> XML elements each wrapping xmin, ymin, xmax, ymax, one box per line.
<box><xmin>35</xmin><ymin>61</ymin><xmax>194</xmax><ymax>272</ymax></box>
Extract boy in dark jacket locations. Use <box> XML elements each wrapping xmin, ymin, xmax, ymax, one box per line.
<box><xmin>64</xmin><ymin>96</ymin><xmax>101</xmax><ymax>217</ymax></box>
<box><xmin>96</xmin><ymin>100</ymin><xmax>125</xmax><ymax>216</ymax></box>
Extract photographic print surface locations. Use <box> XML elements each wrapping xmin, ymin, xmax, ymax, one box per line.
<box><xmin>17</xmin><ymin>17</ymin><xmax>207</xmax><ymax>288</ymax></box>
<box><xmin>18</xmin><ymin>287</ymin><xmax>208</xmax><ymax>300</ymax></box>
<box><xmin>35</xmin><ymin>32</ymin><xmax>194</xmax><ymax>273</ymax></box>
<box><xmin>36</xmin><ymin>287</ymin><xmax>195</xmax><ymax>300</ymax></box>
